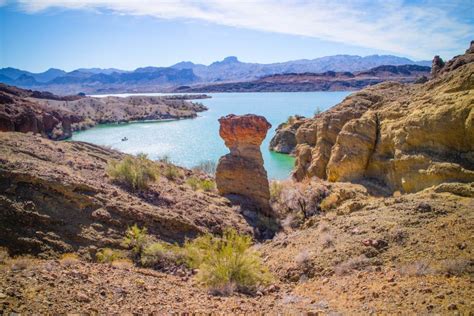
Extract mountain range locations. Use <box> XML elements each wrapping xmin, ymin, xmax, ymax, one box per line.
<box><xmin>0</xmin><ymin>54</ymin><xmax>431</xmax><ymax>95</ymax></box>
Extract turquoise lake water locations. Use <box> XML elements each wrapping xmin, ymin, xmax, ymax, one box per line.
<box><xmin>71</xmin><ymin>92</ymin><xmax>351</xmax><ymax>179</ymax></box>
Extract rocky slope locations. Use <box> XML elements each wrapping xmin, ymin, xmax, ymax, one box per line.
<box><xmin>0</xmin><ymin>132</ymin><xmax>250</xmax><ymax>257</ymax></box>
<box><xmin>1</xmin><ymin>178</ymin><xmax>472</xmax><ymax>314</ymax></box>
<box><xmin>0</xmin><ymin>84</ymin><xmax>208</xmax><ymax>140</ymax></box>
<box><xmin>270</xmin><ymin>42</ymin><xmax>474</xmax><ymax>193</ymax></box>
<box><xmin>174</xmin><ymin>65</ymin><xmax>430</xmax><ymax>93</ymax></box>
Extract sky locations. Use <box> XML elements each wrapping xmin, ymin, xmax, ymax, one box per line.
<box><xmin>0</xmin><ymin>0</ymin><xmax>473</xmax><ymax>72</ymax></box>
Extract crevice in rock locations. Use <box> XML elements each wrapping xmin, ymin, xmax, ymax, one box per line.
<box><xmin>364</xmin><ymin>112</ymin><xmax>380</xmax><ymax>173</ymax></box>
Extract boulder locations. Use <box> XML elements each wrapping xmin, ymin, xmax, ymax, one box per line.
<box><xmin>216</xmin><ymin>114</ymin><xmax>273</xmax><ymax>216</ymax></box>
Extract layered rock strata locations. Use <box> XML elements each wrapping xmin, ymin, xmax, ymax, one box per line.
<box><xmin>216</xmin><ymin>114</ymin><xmax>273</xmax><ymax>215</ymax></box>
<box><xmin>270</xmin><ymin>42</ymin><xmax>474</xmax><ymax>193</ymax></box>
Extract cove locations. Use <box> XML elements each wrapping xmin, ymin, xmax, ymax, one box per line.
<box><xmin>71</xmin><ymin>91</ymin><xmax>351</xmax><ymax>179</ymax></box>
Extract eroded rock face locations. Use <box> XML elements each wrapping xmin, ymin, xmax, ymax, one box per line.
<box><xmin>270</xmin><ymin>42</ymin><xmax>474</xmax><ymax>194</ymax></box>
<box><xmin>216</xmin><ymin>114</ymin><xmax>273</xmax><ymax>215</ymax></box>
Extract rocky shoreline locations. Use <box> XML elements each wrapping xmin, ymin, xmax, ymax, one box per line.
<box><xmin>0</xmin><ymin>84</ymin><xmax>209</xmax><ymax>140</ymax></box>
<box><xmin>270</xmin><ymin>42</ymin><xmax>474</xmax><ymax>194</ymax></box>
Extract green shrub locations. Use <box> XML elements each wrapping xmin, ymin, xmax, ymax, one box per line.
<box><xmin>182</xmin><ymin>229</ymin><xmax>272</xmax><ymax>295</ymax></box>
<box><xmin>186</xmin><ymin>177</ymin><xmax>215</xmax><ymax>192</ymax></box>
<box><xmin>164</xmin><ymin>165</ymin><xmax>181</xmax><ymax>180</ymax></box>
<box><xmin>186</xmin><ymin>177</ymin><xmax>200</xmax><ymax>190</ymax></box>
<box><xmin>192</xmin><ymin>160</ymin><xmax>217</xmax><ymax>175</ymax></box>
<box><xmin>96</xmin><ymin>248</ymin><xmax>125</xmax><ymax>263</ymax></box>
<box><xmin>200</xmin><ymin>179</ymin><xmax>215</xmax><ymax>192</ymax></box>
<box><xmin>122</xmin><ymin>224</ymin><xmax>149</xmax><ymax>256</ymax></box>
<box><xmin>107</xmin><ymin>153</ymin><xmax>159</xmax><ymax>190</ymax></box>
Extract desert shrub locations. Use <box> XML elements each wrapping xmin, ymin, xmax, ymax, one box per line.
<box><xmin>186</xmin><ymin>177</ymin><xmax>215</xmax><ymax>192</ymax></box>
<box><xmin>140</xmin><ymin>242</ymin><xmax>183</xmax><ymax>268</ymax></box>
<box><xmin>158</xmin><ymin>155</ymin><xmax>171</xmax><ymax>164</ymax></box>
<box><xmin>192</xmin><ymin>160</ymin><xmax>217</xmax><ymax>175</ymax></box>
<box><xmin>122</xmin><ymin>224</ymin><xmax>149</xmax><ymax>256</ymax></box>
<box><xmin>436</xmin><ymin>259</ymin><xmax>473</xmax><ymax>276</ymax></box>
<box><xmin>163</xmin><ymin>165</ymin><xmax>182</xmax><ymax>180</ymax></box>
<box><xmin>107</xmin><ymin>153</ymin><xmax>159</xmax><ymax>190</ymax></box>
<box><xmin>269</xmin><ymin>181</ymin><xmax>284</xmax><ymax>203</ymax></box>
<box><xmin>399</xmin><ymin>260</ymin><xmax>432</xmax><ymax>276</ymax></box>
<box><xmin>60</xmin><ymin>253</ymin><xmax>80</xmax><ymax>266</ymax></box>
<box><xmin>200</xmin><ymin>179</ymin><xmax>215</xmax><ymax>192</ymax></box>
<box><xmin>10</xmin><ymin>258</ymin><xmax>33</xmax><ymax>271</ymax></box>
<box><xmin>295</xmin><ymin>250</ymin><xmax>311</xmax><ymax>268</ymax></box>
<box><xmin>182</xmin><ymin>229</ymin><xmax>272</xmax><ymax>295</ymax></box>
<box><xmin>96</xmin><ymin>248</ymin><xmax>126</xmax><ymax>263</ymax></box>
<box><xmin>320</xmin><ymin>233</ymin><xmax>334</xmax><ymax>248</ymax></box>
<box><xmin>334</xmin><ymin>255</ymin><xmax>371</xmax><ymax>276</ymax></box>
<box><xmin>186</xmin><ymin>177</ymin><xmax>200</xmax><ymax>190</ymax></box>
<box><xmin>276</xmin><ymin>180</ymin><xmax>329</xmax><ymax>219</ymax></box>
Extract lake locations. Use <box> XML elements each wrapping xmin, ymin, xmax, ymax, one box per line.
<box><xmin>71</xmin><ymin>92</ymin><xmax>351</xmax><ymax>179</ymax></box>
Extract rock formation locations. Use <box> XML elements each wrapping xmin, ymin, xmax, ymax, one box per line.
<box><xmin>215</xmin><ymin>114</ymin><xmax>273</xmax><ymax>216</ymax></box>
<box><xmin>270</xmin><ymin>42</ymin><xmax>474</xmax><ymax>194</ymax></box>
<box><xmin>431</xmin><ymin>55</ymin><xmax>445</xmax><ymax>77</ymax></box>
<box><xmin>269</xmin><ymin>115</ymin><xmax>305</xmax><ymax>154</ymax></box>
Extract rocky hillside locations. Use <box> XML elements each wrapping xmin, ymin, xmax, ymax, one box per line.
<box><xmin>270</xmin><ymin>42</ymin><xmax>474</xmax><ymax>194</ymax></box>
<box><xmin>0</xmin><ymin>132</ymin><xmax>250</xmax><ymax>257</ymax></box>
<box><xmin>175</xmin><ymin>65</ymin><xmax>430</xmax><ymax>93</ymax></box>
<box><xmin>0</xmin><ymin>84</ymin><xmax>208</xmax><ymax>140</ymax></box>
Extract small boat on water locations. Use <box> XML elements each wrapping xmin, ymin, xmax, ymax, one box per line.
<box><xmin>121</xmin><ymin>137</ymin><xmax>128</xmax><ymax>141</ymax></box>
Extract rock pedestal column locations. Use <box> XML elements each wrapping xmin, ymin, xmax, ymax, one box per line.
<box><xmin>215</xmin><ymin>114</ymin><xmax>273</xmax><ymax>216</ymax></box>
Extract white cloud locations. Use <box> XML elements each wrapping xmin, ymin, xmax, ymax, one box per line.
<box><xmin>10</xmin><ymin>0</ymin><xmax>474</xmax><ymax>59</ymax></box>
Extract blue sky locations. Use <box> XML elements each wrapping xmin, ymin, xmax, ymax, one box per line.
<box><xmin>1</xmin><ymin>0</ymin><xmax>473</xmax><ymax>72</ymax></box>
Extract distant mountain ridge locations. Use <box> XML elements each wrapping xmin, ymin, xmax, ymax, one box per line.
<box><xmin>175</xmin><ymin>64</ymin><xmax>431</xmax><ymax>93</ymax></box>
<box><xmin>0</xmin><ymin>54</ymin><xmax>431</xmax><ymax>95</ymax></box>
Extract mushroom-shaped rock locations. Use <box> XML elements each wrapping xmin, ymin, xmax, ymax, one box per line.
<box><xmin>216</xmin><ymin>114</ymin><xmax>273</xmax><ymax>216</ymax></box>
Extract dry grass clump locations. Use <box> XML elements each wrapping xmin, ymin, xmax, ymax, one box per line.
<box><xmin>399</xmin><ymin>260</ymin><xmax>433</xmax><ymax>276</ymax></box>
<box><xmin>163</xmin><ymin>165</ymin><xmax>183</xmax><ymax>180</ymax></box>
<box><xmin>0</xmin><ymin>247</ymin><xmax>9</xmax><ymax>265</ymax></box>
<box><xmin>320</xmin><ymin>233</ymin><xmax>334</xmax><ymax>249</ymax></box>
<box><xmin>60</xmin><ymin>253</ymin><xmax>80</xmax><ymax>266</ymax></box>
<box><xmin>295</xmin><ymin>250</ymin><xmax>312</xmax><ymax>269</ymax></box>
<box><xmin>10</xmin><ymin>257</ymin><xmax>35</xmax><ymax>271</ymax></box>
<box><xmin>96</xmin><ymin>248</ymin><xmax>127</xmax><ymax>263</ymax></box>
<box><xmin>186</xmin><ymin>176</ymin><xmax>216</xmax><ymax>192</ymax></box>
<box><xmin>107</xmin><ymin>153</ymin><xmax>159</xmax><ymax>190</ymax></box>
<box><xmin>436</xmin><ymin>259</ymin><xmax>473</xmax><ymax>276</ymax></box>
<box><xmin>334</xmin><ymin>255</ymin><xmax>371</xmax><ymax>276</ymax></box>
<box><xmin>111</xmin><ymin>258</ymin><xmax>134</xmax><ymax>269</ymax></box>
<box><xmin>182</xmin><ymin>229</ymin><xmax>272</xmax><ymax>295</ymax></box>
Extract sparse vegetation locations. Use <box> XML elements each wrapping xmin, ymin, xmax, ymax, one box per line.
<box><xmin>334</xmin><ymin>255</ymin><xmax>371</xmax><ymax>276</ymax></box>
<box><xmin>140</xmin><ymin>242</ymin><xmax>183</xmax><ymax>268</ymax></box>
<box><xmin>122</xmin><ymin>224</ymin><xmax>149</xmax><ymax>256</ymax></box>
<box><xmin>163</xmin><ymin>165</ymin><xmax>182</xmax><ymax>180</ymax></box>
<box><xmin>107</xmin><ymin>153</ymin><xmax>159</xmax><ymax>190</ymax></box>
<box><xmin>192</xmin><ymin>160</ymin><xmax>217</xmax><ymax>175</ymax></box>
<box><xmin>96</xmin><ymin>248</ymin><xmax>126</xmax><ymax>263</ymax></box>
<box><xmin>60</xmin><ymin>253</ymin><xmax>80</xmax><ymax>266</ymax></box>
<box><xmin>320</xmin><ymin>233</ymin><xmax>334</xmax><ymax>248</ymax></box>
<box><xmin>186</xmin><ymin>177</ymin><xmax>216</xmax><ymax>192</ymax></box>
